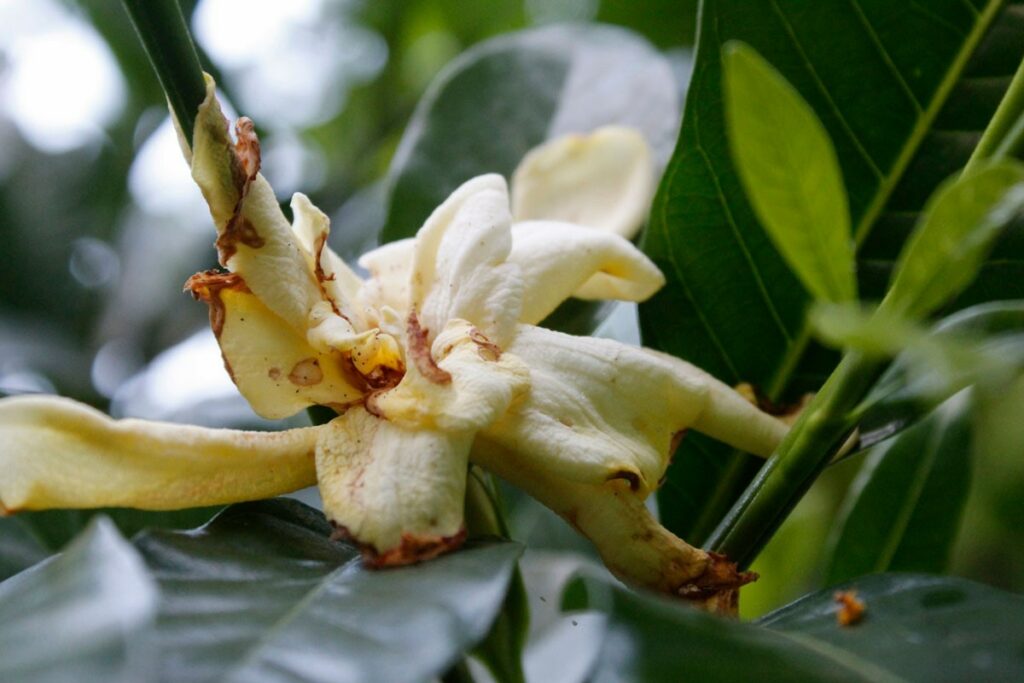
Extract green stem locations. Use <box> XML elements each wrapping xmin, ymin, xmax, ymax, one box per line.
<box><xmin>121</xmin><ymin>0</ymin><xmax>207</xmax><ymax>146</ymax></box>
<box><xmin>707</xmin><ymin>352</ymin><xmax>885</xmax><ymax>568</ymax></box>
<box><xmin>964</xmin><ymin>57</ymin><xmax>1024</xmax><ymax>171</ymax></box>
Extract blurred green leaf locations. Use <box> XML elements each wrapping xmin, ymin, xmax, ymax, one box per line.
<box><xmin>381</xmin><ymin>23</ymin><xmax>679</xmax><ymax>243</ymax></box>
<box><xmin>643</xmin><ymin>0</ymin><xmax>1024</xmax><ymax>544</ymax></box>
<box><xmin>760</xmin><ymin>573</ymin><xmax>1024</xmax><ymax>682</ymax></box>
<box><xmin>857</xmin><ymin>301</ymin><xmax>1024</xmax><ymax>448</ymax></box>
<box><xmin>133</xmin><ymin>498</ymin><xmax>521</xmax><ymax>683</ymax></box>
<box><xmin>0</xmin><ymin>517</ymin><xmax>49</xmax><ymax>581</ymax></box>
<box><xmin>0</xmin><ymin>518</ymin><xmax>157</xmax><ymax>683</ymax></box>
<box><xmin>15</xmin><ymin>506</ymin><xmax>222</xmax><ymax>552</ymax></box>
<box><xmin>883</xmin><ymin>162</ymin><xmax>1024</xmax><ymax>318</ymax></box>
<box><xmin>724</xmin><ymin>42</ymin><xmax>855</xmax><ymax>304</ymax></box>
<box><xmin>825</xmin><ymin>393</ymin><xmax>972</xmax><ymax>584</ymax></box>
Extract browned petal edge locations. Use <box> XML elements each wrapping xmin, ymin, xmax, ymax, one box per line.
<box><xmin>735</xmin><ymin>381</ymin><xmax>812</xmax><ymax>426</ymax></box>
<box><xmin>406</xmin><ymin>310</ymin><xmax>451</xmax><ymax>384</ymax></box>
<box><xmin>677</xmin><ymin>551</ymin><xmax>759</xmax><ymax>614</ymax></box>
<box><xmin>834</xmin><ymin>590</ymin><xmax>866</xmax><ymax>626</ymax></box>
<box><xmin>184</xmin><ymin>270</ymin><xmax>250</xmax><ymax>337</ymax></box>
<box><xmin>216</xmin><ymin>117</ymin><xmax>265</xmax><ymax>265</ymax></box>
<box><xmin>329</xmin><ymin>522</ymin><xmax>467</xmax><ymax>568</ymax></box>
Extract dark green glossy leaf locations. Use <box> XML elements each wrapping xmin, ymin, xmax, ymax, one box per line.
<box><xmin>15</xmin><ymin>506</ymin><xmax>222</xmax><ymax>552</ymax></box>
<box><xmin>133</xmin><ymin>498</ymin><xmax>522</xmax><ymax>683</ymax></box>
<box><xmin>883</xmin><ymin>161</ymin><xmax>1024</xmax><ymax>318</ymax></box>
<box><xmin>760</xmin><ymin>573</ymin><xmax>1024</xmax><ymax>682</ymax></box>
<box><xmin>825</xmin><ymin>393</ymin><xmax>972</xmax><ymax>584</ymax></box>
<box><xmin>563</xmin><ymin>574</ymin><xmax>893</xmax><ymax>682</ymax></box>
<box><xmin>644</xmin><ymin>0</ymin><xmax>1024</xmax><ymax>544</ymax></box>
<box><xmin>0</xmin><ymin>518</ymin><xmax>157</xmax><ymax>682</ymax></box>
<box><xmin>724</xmin><ymin>42</ymin><xmax>856</xmax><ymax>304</ymax></box>
<box><xmin>381</xmin><ymin>23</ymin><xmax>679</xmax><ymax>243</ymax></box>
<box><xmin>568</xmin><ymin>572</ymin><xmax>1024</xmax><ymax>682</ymax></box>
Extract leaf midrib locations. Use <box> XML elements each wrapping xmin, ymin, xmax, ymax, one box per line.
<box><xmin>764</xmin><ymin>0</ymin><xmax>1007</xmax><ymax>399</ymax></box>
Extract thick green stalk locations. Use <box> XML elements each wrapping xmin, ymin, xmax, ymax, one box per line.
<box><xmin>964</xmin><ymin>57</ymin><xmax>1024</xmax><ymax>171</ymax></box>
<box><xmin>121</xmin><ymin>0</ymin><xmax>207</xmax><ymax>146</ymax></box>
<box><xmin>707</xmin><ymin>352</ymin><xmax>885</xmax><ymax>568</ymax></box>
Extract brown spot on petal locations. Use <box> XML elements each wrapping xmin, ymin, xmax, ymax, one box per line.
<box><xmin>607</xmin><ymin>470</ymin><xmax>641</xmax><ymax>492</ymax></box>
<box><xmin>268</xmin><ymin>367</ymin><xmax>281</xmax><ymax>380</ymax></box>
<box><xmin>834</xmin><ymin>590</ymin><xmax>866</xmax><ymax>626</ymax></box>
<box><xmin>330</xmin><ymin>522</ymin><xmax>466</xmax><ymax>568</ymax></box>
<box><xmin>289</xmin><ymin>358</ymin><xmax>324</xmax><ymax>386</ymax></box>
<box><xmin>184</xmin><ymin>270</ymin><xmax>250</xmax><ymax>337</ymax></box>
<box><xmin>407</xmin><ymin>310</ymin><xmax>451</xmax><ymax>384</ymax></box>
<box><xmin>469</xmin><ymin>327</ymin><xmax>501</xmax><ymax>361</ymax></box>
<box><xmin>233</xmin><ymin>117</ymin><xmax>261</xmax><ymax>180</ymax></box>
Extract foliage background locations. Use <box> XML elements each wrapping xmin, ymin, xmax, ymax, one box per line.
<box><xmin>1</xmin><ymin>2</ymin><xmax>1022</xmax><ymax>678</ymax></box>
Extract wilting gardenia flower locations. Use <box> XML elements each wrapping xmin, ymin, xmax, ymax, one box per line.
<box><xmin>0</xmin><ymin>76</ymin><xmax>786</xmax><ymax>600</ymax></box>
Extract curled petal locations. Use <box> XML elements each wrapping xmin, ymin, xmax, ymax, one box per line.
<box><xmin>511</xmin><ymin>126</ymin><xmax>654</xmax><ymax>239</ymax></box>
<box><xmin>357</xmin><ymin>238</ymin><xmax>415</xmax><ymax>319</ymax></box>
<box><xmin>291</xmin><ymin>193</ymin><xmax>365</xmax><ymax>326</ymax></box>
<box><xmin>188</xmin><ymin>272</ymin><xmax>365</xmax><ymax>419</ymax></box>
<box><xmin>370</xmin><ymin>319</ymin><xmax>531</xmax><ymax>433</ymax></box>
<box><xmin>472</xmin><ymin>436</ymin><xmax>734</xmax><ymax>597</ymax></box>
<box><xmin>0</xmin><ymin>396</ymin><xmax>319</xmax><ymax>512</ymax></box>
<box><xmin>483</xmin><ymin>325</ymin><xmax>788</xmax><ymax>495</ymax></box>
<box><xmin>185</xmin><ymin>75</ymin><xmax>323</xmax><ymax>334</ymax></box>
<box><xmin>509</xmin><ymin>220</ymin><xmax>665</xmax><ymax>325</ymax></box>
<box><xmin>316</xmin><ymin>408</ymin><xmax>468</xmax><ymax>566</ymax></box>
<box><xmin>410</xmin><ymin>175</ymin><xmax>523</xmax><ymax>347</ymax></box>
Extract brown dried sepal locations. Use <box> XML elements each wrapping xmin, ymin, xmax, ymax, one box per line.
<box><xmin>406</xmin><ymin>310</ymin><xmax>451</xmax><ymax>384</ymax></box>
<box><xmin>216</xmin><ymin>117</ymin><xmax>266</xmax><ymax>264</ymax></box>
<box><xmin>834</xmin><ymin>590</ymin><xmax>866</xmax><ymax>626</ymax></box>
<box><xmin>330</xmin><ymin>522</ymin><xmax>467</xmax><ymax>568</ymax></box>
<box><xmin>677</xmin><ymin>551</ymin><xmax>758</xmax><ymax>612</ymax></box>
<box><xmin>184</xmin><ymin>270</ymin><xmax>250</xmax><ymax>337</ymax></box>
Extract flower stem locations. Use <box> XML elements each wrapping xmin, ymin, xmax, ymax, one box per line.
<box><xmin>964</xmin><ymin>57</ymin><xmax>1024</xmax><ymax>171</ymax></box>
<box><xmin>706</xmin><ymin>352</ymin><xmax>885</xmax><ymax>568</ymax></box>
<box><xmin>121</xmin><ymin>0</ymin><xmax>207</xmax><ymax>146</ymax></box>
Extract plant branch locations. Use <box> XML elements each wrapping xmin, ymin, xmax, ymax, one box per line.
<box><xmin>121</xmin><ymin>0</ymin><xmax>207</xmax><ymax>146</ymax></box>
<box><xmin>706</xmin><ymin>352</ymin><xmax>885</xmax><ymax>568</ymax></box>
<box><xmin>965</xmin><ymin>57</ymin><xmax>1024</xmax><ymax>171</ymax></box>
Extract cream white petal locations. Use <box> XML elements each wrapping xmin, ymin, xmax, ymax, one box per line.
<box><xmin>0</xmin><ymin>395</ymin><xmax>319</xmax><ymax>512</ymax></box>
<box><xmin>316</xmin><ymin>408</ymin><xmax>468</xmax><ymax>566</ymax></box>
<box><xmin>471</xmin><ymin>436</ymin><xmax>710</xmax><ymax>595</ymax></box>
<box><xmin>371</xmin><ymin>319</ymin><xmax>530</xmax><ymax>433</ymax></box>
<box><xmin>187</xmin><ymin>274</ymin><xmax>365</xmax><ymax>419</ymax></box>
<box><xmin>482</xmin><ymin>325</ymin><xmax>788</xmax><ymax>495</ymax></box>
<box><xmin>410</xmin><ymin>175</ymin><xmax>523</xmax><ymax>347</ymax></box>
<box><xmin>186</xmin><ymin>75</ymin><xmax>323</xmax><ymax>334</ymax></box>
<box><xmin>511</xmin><ymin>126</ymin><xmax>654</xmax><ymax>239</ymax></box>
<box><xmin>357</xmin><ymin>238</ymin><xmax>415</xmax><ymax>319</ymax></box>
<box><xmin>509</xmin><ymin>220</ymin><xmax>665</xmax><ymax>324</ymax></box>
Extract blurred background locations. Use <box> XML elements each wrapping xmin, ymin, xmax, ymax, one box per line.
<box><xmin>1</xmin><ymin>0</ymin><xmax>1020</xmax><ymax>641</ymax></box>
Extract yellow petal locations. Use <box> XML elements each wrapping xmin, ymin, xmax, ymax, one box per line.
<box><xmin>186</xmin><ymin>75</ymin><xmax>323</xmax><ymax>335</ymax></box>
<box><xmin>410</xmin><ymin>175</ymin><xmax>523</xmax><ymax>347</ymax></box>
<box><xmin>187</xmin><ymin>272</ymin><xmax>365</xmax><ymax>419</ymax></box>
<box><xmin>511</xmin><ymin>126</ymin><xmax>654</xmax><ymax>239</ymax></box>
<box><xmin>509</xmin><ymin>221</ymin><xmax>665</xmax><ymax>325</ymax></box>
<box><xmin>0</xmin><ymin>395</ymin><xmax>319</xmax><ymax>512</ymax></box>
<box><xmin>370</xmin><ymin>319</ymin><xmax>530</xmax><ymax>433</ymax></box>
<box><xmin>316</xmin><ymin>408</ymin><xmax>468</xmax><ymax>566</ymax></box>
<box><xmin>483</xmin><ymin>325</ymin><xmax>788</xmax><ymax>495</ymax></box>
<box><xmin>472</xmin><ymin>436</ymin><xmax>711</xmax><ymax>595</ymax></box>
<box><xmin>290</xmin><ymin>193</ymin><xmax>366</xmax><ymax>326</ymax></box>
